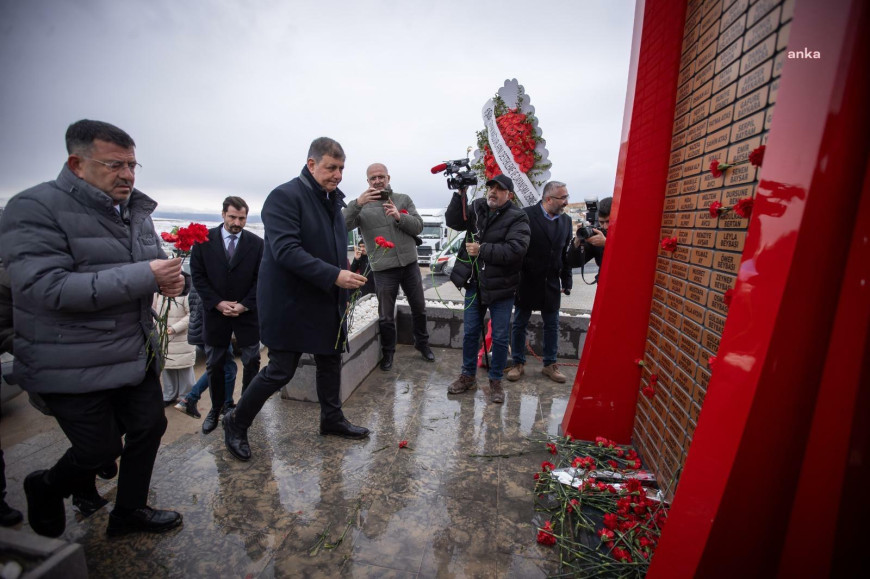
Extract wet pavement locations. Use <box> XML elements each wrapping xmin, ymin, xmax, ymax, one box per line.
<box><xmin>2</xmin><ymin>345</ymin><xmax>577</xmax><ymax>577</ymax></box>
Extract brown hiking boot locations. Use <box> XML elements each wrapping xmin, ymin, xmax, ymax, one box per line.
<box><xmin>542</xmin><ymin>364</ymin><xmax>567</xmax><ymax>383</ymax></box>
<box><xmin>505</xmin><ymin>363</ymin><xmax>524</xmax><ymax>382</ymax></box>
<box><xmin>489</xmin><ymin>379</ymin><xmax>505</xmax><ymax>403</ymax></box>
<box><xmin>448</xmin><ymin>374</ymin><xmax>477</xmax><ymax>394</ymax></box>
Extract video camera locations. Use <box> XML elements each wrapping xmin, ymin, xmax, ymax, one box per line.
<box><xmin>577</xmin><ymin>196</ymin><xmax>605</xmax><ymax>239</ymax></box>
<box><xmin>431</xmin><ymin>158</ymin><xmax>478</xmax><ymax>191</ymax></box>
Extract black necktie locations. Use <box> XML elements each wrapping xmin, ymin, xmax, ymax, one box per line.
<box><xmin>227</xmin><ymin>235</ymin><xmax>237</xmax><ymax>260</ymax></box>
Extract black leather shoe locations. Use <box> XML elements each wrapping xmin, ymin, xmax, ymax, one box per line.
<box><xmin>97</xmin><ymin>460</ymin><xmax>118</xmax><ymax>480</ymax></box>
<box><xmin>416</xmin><ymin>345</ymin><xmax>435</xmax><ymax>362</ymax></box>
<box><xmin>72</xmin><ymin>488</ymin><xmax>108</xmax><ymax>518</ymax></box>
<box><xmin>106</xmin><ymin>506</ymin><xmax>183</xmax><ymax>537</ymax></box>
<box><xmin>379</xmin><ymin>352</ymin><xmax>394</xmax><ymax>371</ymax></box>
<box><xmin>320</xmin><ymin>418</ymin><xmax>370</xmax><ymax>439</ymax></box>
<box><xmin>222</xmin><ymin>410</ymin><xmax>251</xmax><ymax>461</ymax></box>
<box><xmin>202</xmin><ymin>407</ymin><xmax>221</xmax><ymax>434</ymax></box>
<box><xmin>23</xmin><ymin>470</ymin><xmax>65</xmax><ymax>537</ymax></box>
<box><xmin>0</xmin><ymin>496</ymin><xmax>23</xmax><ymax>527</ymax></box>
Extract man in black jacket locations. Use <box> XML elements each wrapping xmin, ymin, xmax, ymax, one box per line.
<box><xmin>190</xmin><ymin>197</ymin><xmax>264</xmax><ymax>434</ymax></box>
<box><xmin>0</xmin><ymin>260</ymin><xmax>23</xmax><ymax>527</ymax></box>
<box><xmin>222</xmin><ymin>137</ymin><xmax>370</xmax><ymax>463</ymax></box>
<box><xmin>444</xmin><ymin>175</ymin><xmax>530</xmax><ymax>403</ymax></box>
<box><xmin>507</xmin><ymin>181</ymin><xmax>574</xmax><ymax>384</ymax></box>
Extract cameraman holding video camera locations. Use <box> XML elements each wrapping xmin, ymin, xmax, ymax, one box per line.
<box><xmin>444</xmin><ymin>175</ymin><xmax>530</xmax><ymax>404</ymax></box>
<box><xmin>568</xmin><ymin>196</ymin><xmax>612</xmax><ymax>278</ymax></box>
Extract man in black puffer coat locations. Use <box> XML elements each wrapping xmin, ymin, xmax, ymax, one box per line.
<box><xmin>445</xmin><ymin>175</ymin><xmax>530</xmax><ymax>404</ymax></box>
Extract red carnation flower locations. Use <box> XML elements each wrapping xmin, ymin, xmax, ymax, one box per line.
<box><xmin>710</xmin><ymin>159</ymin><xmax>732</xmax><ymax>178</ymax></box>
<box><xmin>661</xmin><ymin>237</ymin><xmax>678</xmax><ymax>252</ymax></box>
<box><xmin>398</xmin><ymin>440</ymin><xmax>408</xmax><ymax>449</ymax></box>
<box><xmin>161</xmin><ymin>231</ymin><xmax>178</xmax><ymax>243</ymax></box>
<box><xmin>546</xmin><ymin>443</ymin><xmax>557</xmax><ymax>455</ymax></box>
<box><xmin>603</xmin><ymin>513</ymin><xmax>618</xmax><ymax>529</ymax></box>
<box><xmin>641</xmin><ymin>385</ymin><xmax>656</xmax><ymax>399</ymax></box>
<box><xmin>749</xmin><ymin>145</ymin><xmax>766</xmax><ymax>167</ymax></box>
<box><xmin>400</xmin><ymin>209</ymin><xmax>408</xmax><ymax>214</ymax></box>
<box><xmin>536</xmin><ymin>521</ymin><xmax>557</xmax><ymax>546</ymax></box>
<box><xmin>649</xmin><ymin>374</ymin><xmax>658</xmax><ymax>384</ymax></box>
<box><xmin>709</xmin><ymin>200</ymin><xmax>724</xmax><ymax>217</ymax></box>
<box><xmin>634</xmin><ymin>357</ymin><xmax>645</xmax><ymax>367</ymax></box>
<box><xmin>541</xmin><ymin>461</ymin><xmax>555</xmax><ymax>472</ymax></box>
<box><xmin>733</xmin><ymin>197</ymin><xmax>754</xmax><ymax>218</ymax></box>
<box><xmin>172</xmin><ymin>223</ymin><xmax>210</xmax><ymax>253</ymax></box>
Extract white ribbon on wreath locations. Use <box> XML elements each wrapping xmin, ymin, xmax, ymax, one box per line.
<box><xmin>475</xmin><ymin>78</ymin><xmax>552</xmax><ymax>208</ymax></box>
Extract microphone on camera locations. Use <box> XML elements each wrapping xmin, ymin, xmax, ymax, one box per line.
<box><xmin>430</xmin><ymin>163</ymin><xmax>448</xmax><ymax>174</ymax></box>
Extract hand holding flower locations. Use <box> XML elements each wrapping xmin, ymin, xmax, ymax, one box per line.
<box><xmin>151</xmin><ymin>257</ymin><xmax>184</xmax><ymax>297</ymax></box>
<box><xmin>335</xmin><ymin>270</ymin><xmax>367</xmax><ymax>289</ymax></box>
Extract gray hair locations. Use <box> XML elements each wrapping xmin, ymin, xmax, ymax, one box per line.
<box><xmin>307</xmin><ymin>137</ymin><xmax>345</xmax><ymax>163</ymax></box>
<box><xmin>542</xmin><ymin>181</ymin><xmax>567</xmax><ymax>199</ymax></box>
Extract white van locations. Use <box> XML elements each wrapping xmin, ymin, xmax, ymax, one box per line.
<box><xmin>416</xmin><ymin>208</ymin><xmax>455</xmax><ymax>266</ymax></box>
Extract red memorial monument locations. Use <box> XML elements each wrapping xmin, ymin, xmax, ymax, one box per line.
<box><xmin>561</xmin><ymin>0</ymin><xmax>868</xmax><ymax>575</ymax></box>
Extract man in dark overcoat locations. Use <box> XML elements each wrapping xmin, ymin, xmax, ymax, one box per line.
<box><xmin>222</xmin><ymin>137</ymin><xmax>370</xmax><ymax>462</ymax></box>
<box><xmin>190</xmin><ymin>196</ymin><xmax>264</xmax><ymax>433</ymax></box>
<box><xmin>507</xmin><ymin>181</ymin><xmax>575</xmax><ymax>384</ymax></box>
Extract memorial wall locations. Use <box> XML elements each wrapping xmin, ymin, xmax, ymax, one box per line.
<box><xmin>632</xmin><ymin>0</ymin><xmax>793</xmax><ymax>491</ymax></box>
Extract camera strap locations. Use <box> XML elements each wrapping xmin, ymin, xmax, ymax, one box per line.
<box><xmin>579</xmin><ymin>243</ymin><xmax>598</xmax><ymax>285</ymax></box>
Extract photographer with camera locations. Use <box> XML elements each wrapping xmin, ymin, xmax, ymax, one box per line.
<box><xmin>506</xmin><ymin>181</ymin><xmax>575</xmax><ymax>384</ymax></box>
<box><xmin>343</xmin><ymin>163</ymin><xmax>435</xmax><ymax>371</ymax></box>
<box><xmin>444</xmin><ymin>174</ymin><xmax>530</xmax><ymax>404</ymax></box>
<box><xmin>568</xmin><ymin>196</ymin><xmax>612</xmax><ymax>281</ymax></box>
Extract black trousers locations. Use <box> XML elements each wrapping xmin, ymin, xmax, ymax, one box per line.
<box><xmin>374</xmin><ymin>262</ymin><xmax>429</xmax><ymax>353</ymax></box>
<box><xmin>40</xmin><ymin>365</ymin><xmax>166</xmax><ymax>510</ymax></box>
<box><xmin>232</xmin><ymin>349</ymin><xmax>344</xmax><ymax>429</ymax></box>
<box><xmin>205</xmin><ymin>342</ymin><xmax>261</xmax><ymax>411</ymax></box>
<box><xmin>0</xmin><ymin>398</ymin><xmax>6</xmax><ymax>497</ymax></box>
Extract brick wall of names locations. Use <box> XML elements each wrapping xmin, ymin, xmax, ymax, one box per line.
<box><xmin>633</xmin><ymin>0</ymin><xmax>792</xmax><ymax>494</ymax></box>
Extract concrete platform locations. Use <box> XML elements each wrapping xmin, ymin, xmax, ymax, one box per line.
<box><xmin>1</xmin><ymin>346</ymin><xmax>577</xmax><ymax>577</ymax></box>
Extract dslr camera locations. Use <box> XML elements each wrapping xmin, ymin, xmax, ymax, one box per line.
<box><xmin>577</xmin><ymin>197</ymin><xmax>605</xmax><ymax>239</ymax></box>
<box><xmin>434</xmin><ymin>158</ymin><xmax>478</xmax><ymax>191</ymax></box>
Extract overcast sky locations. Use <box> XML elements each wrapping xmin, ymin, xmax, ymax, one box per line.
<box><xmin>0</xmin><ymin>0</ymin><xmax>635</xmax><ymax>214</ymax></box>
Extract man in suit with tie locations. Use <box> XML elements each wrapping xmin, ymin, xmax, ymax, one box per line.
<box><xmin>190</xmin><ymin>197</ymin><xmax>264</xmax><ymax>434</ymax></box>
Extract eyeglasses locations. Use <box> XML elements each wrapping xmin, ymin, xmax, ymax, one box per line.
<box><xmin>83</xmin><ymin>157</ymin><xmax>142</xmax><ymax>173</ymax></box>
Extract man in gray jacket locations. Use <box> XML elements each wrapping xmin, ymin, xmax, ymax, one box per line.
<box><xmin>343</xmin><ymin>163</ymin><xmax>435</xmax><ymax>371</ymax></box>
<box><xmin>0</xmin><ymin>120</ymin><xmax>184</xmax><ymax>538</ymax></box>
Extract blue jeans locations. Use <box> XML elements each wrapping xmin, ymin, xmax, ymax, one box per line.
<box><xmin>461</xmin><ymin>287</ymin><xmax>513</xmax><ymax>380</ymax></box>
<box><xmin>186</xmin><ymin>344</ymin><xmax>236</xmax><ymax>405</ymax></box>
<box><xmin>511</xmin><ymin>307</ymin><xmax>559</xmax><ymax>367</ymax></box>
